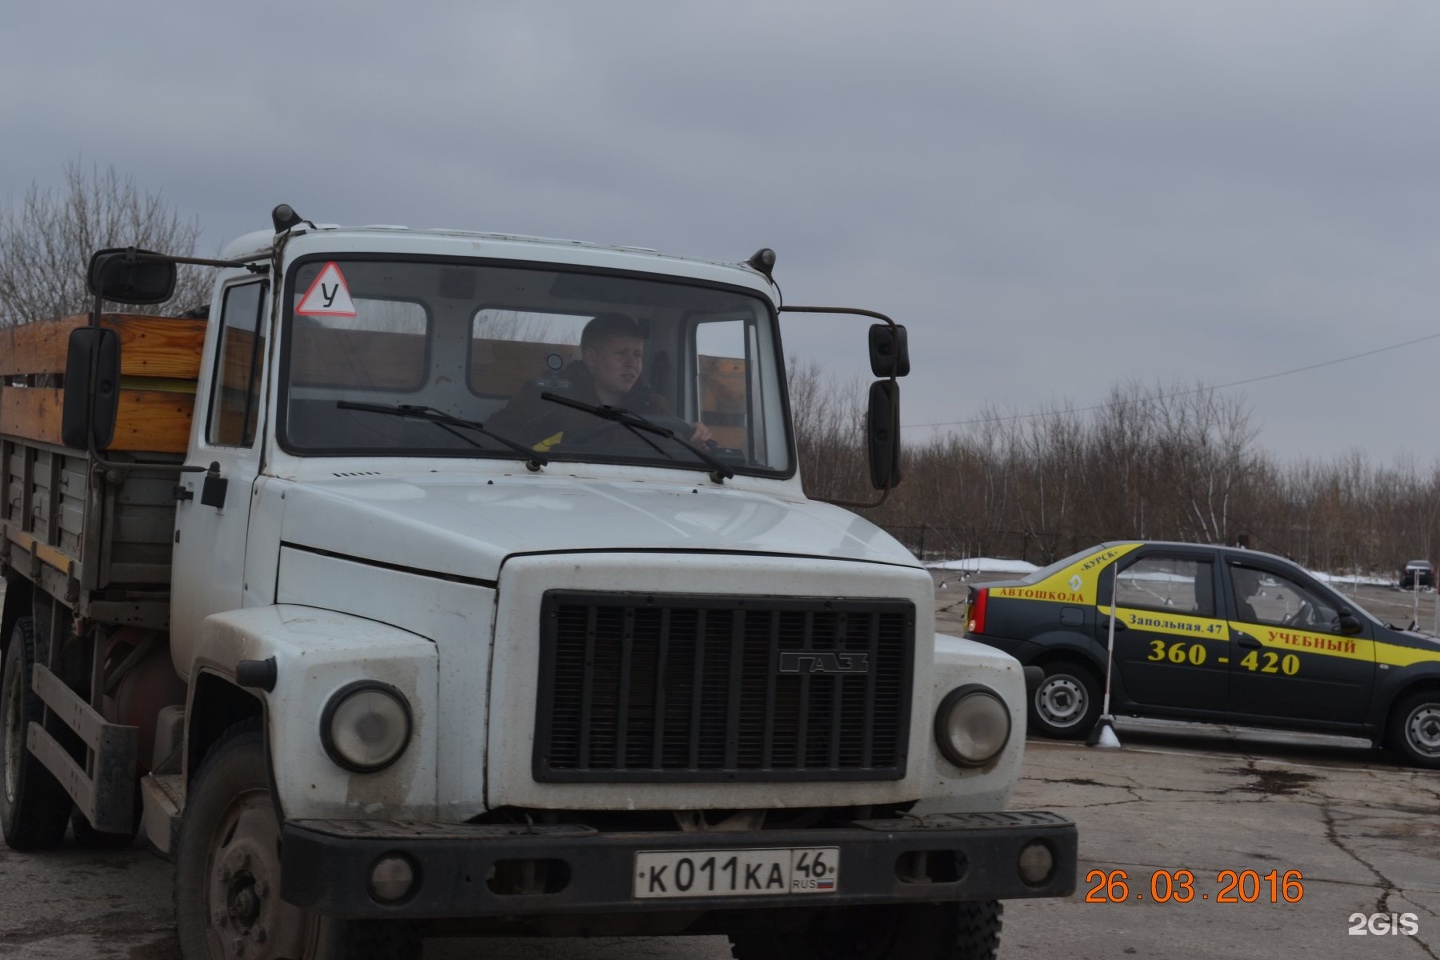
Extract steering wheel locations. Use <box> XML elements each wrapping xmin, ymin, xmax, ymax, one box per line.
<box><xmin>562</xmin><ymin>415</ymin><xmax>697</xmax><ymax>449</ymax></box>
<box><xmin>560</xmin><ymin>419</ymin><xmax>629</xmax><ymax>448</ymax></box>
<box><xmin>1282</xmin><ymin>600</ymin><xmax>1315</xmax><ymax>628</ymax></box>
<box><xmin>639</xmin><ymin>414</ymin><xmax>698</xmax><ymax>439</ymax></box>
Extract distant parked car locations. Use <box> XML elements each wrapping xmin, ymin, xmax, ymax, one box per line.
<box><xmin>1399</xmin><ymin>560</ymin><xmax>1434</xmax><ymax>590</ymax></box>
<box><xmin>962</xmin><ymin>540</ymin><xmax>1440</xmax><ymax>768</ymax></box>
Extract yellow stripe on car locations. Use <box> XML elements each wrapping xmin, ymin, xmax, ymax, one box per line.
<box><xmin>990</xmin><ymin>543</ymin><xmax>1144</xmax><ymax>605</ymax></box>
<box><xmin>1100</xmin><ymin>605</ymin><xmax>1229</xmax><ymax>639</ymax></box>
<box><xmin>1375</xmin><ymin>640</ymin><xmax>1440</xmax><ymax>668</ymax></box>
<box><xmin>1240</xmin><ymin>624</ymin><xmax>1375</xmax><ymax>663</ymax></box>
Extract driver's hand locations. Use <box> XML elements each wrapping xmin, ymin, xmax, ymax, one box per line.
<box><xmin>688</xmin><ymin>421</ymin><xmax>713</xmax><ymax>444</ymax></box>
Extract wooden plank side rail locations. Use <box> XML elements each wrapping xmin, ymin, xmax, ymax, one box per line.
<box><xmin>0</xmin><ymin>387</ymin><xmax>196</xmax><ymax>453</ymax></box>
<box><xmin>0</xmin><ymin>313</ymin><xmax>206</xmax><ymax>379</ymax></box>
<box><xmin>0</xmin><ymin>313</ymin><xmax>204</xmax><ymax>454</ymax></box>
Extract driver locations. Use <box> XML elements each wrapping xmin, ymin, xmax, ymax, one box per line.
<box><xmin>487</xmin><ymin>312</ymin><xmax>712</xmax><ymax>452</ymax></box>
<box><xmin>1231</xmin><ymin>567</ymin><xmax>1263</xmax><ymax>623</ymax></box>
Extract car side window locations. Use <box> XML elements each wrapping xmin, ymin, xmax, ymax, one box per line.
<box><xmin>1229</xmin><ymin>564</ymin><xmax>1338</xmax><ymax>630</ymax></box>
<box><xmin>208</xmin><ymin>281</ymin><xmax>267</xmax><ymax>447</ymax></box>
<box><xmin>1114</xmin><ymin>557</ymin><xmax>1214</xmax><ymax>617</ymax></box>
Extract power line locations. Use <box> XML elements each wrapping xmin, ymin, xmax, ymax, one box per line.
<box><xmin>905</xmin><ymin>329</ymin><xmax>1440</xmax><ymax>430</ymax></box>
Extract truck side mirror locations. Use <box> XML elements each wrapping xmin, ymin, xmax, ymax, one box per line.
<box><xmin>867</xmin><ymin>379</ymin><xmax>902</xmax><ymax>489</ymax></box>
<box><xmin>868</xmin><ymin>324</ymin><xmax>909</xmax><ymax>378</ymax></box>
<box><xmin>61</xmin><ymin>327</ymin><xmax>120</xmax><ymax>450</ymax></box>
<box><xmin>87</xmin><ymin>248</ymin><xmax>176</xmax><ymax>305</ymax></box>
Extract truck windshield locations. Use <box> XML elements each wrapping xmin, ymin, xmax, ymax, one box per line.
<box><xmin>277</xmin><ymin>258</ymin><xmax>792</xmax><ymax>476</ymax></box>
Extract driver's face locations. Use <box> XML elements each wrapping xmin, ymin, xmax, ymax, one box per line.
<box><xmin>585</xmin><ymin>335</ymin><xmax>644</xmax><ymax>405</ymax></box>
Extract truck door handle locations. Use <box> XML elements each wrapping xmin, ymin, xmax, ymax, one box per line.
<box><xmin>1235</xmin><ymin>633</ymin><xmax>1261</xmax><ymax>649</ymax></box>
<box><xmin>1101</xmin><ymin>617</ymin><xmax>1127</xmax><ymax>631</ymax></box>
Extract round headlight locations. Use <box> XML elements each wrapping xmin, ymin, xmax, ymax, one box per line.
<box><xmin>321</xmin><ymin>682</ymin><xmax>412</xmax><ymax>772</ymax></box>
<box><xmin>934</xmin><ymin>686</ymin><xmax>1011</xmax><ymax>768</ymax></box>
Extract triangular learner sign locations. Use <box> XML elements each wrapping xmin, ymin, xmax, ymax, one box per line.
<box><xmin>296</xmin><ymin>262</ymin><xmax>357</xmax><ymax>317</ymax></box>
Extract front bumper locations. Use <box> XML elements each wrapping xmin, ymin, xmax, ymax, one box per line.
<box><xmin>281</xmin><ymin>811</ymin><xmax>1076</xmax><ymax>919</ymax></box>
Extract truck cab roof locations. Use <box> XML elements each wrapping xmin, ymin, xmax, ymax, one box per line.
<box><xmin>221</xmin><ymin>223</ymin><xmax>776</xmax><ymax>297</ymax></box>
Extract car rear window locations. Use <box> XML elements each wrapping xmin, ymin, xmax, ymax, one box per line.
<box><xmin>1013</xmin><ymin>546</ymin><xmax>1108</xmax><ymax>585</ymax></box>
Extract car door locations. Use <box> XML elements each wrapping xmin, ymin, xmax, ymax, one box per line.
<box><xmin>1102</xmin><ymin>548</ymin><xmax>1230</xmax><ymax>711</ymax></box>
<box><xmin>170</xmin><ymin>279</ymin><xmax>269</xmax><ymax>672</ymax></box>
<box><xmin>1224</xmin><ymin>558</ymin><xmax>1375</xmax><ymax>723</ymax></box>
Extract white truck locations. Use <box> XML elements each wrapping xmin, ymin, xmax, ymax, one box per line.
<box><xmin>0</xmin><ymin>206</ymin><xmax>1075</xmax><ymax>960</ymax></box>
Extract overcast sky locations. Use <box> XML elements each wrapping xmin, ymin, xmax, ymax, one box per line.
<box><xmin>5</xmin><ymin>1</ymin><xmax>1440</xmax><ymax>466</ymax></box>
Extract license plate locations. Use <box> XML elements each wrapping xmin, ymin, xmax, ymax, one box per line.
<box><xmin>633</xmin><ymin>847</ymin><xmax>840</xmax><ymax>899</ymax></box>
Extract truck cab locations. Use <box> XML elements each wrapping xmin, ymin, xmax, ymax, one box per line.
<box><xmin>2</xmin><ymin>210</ymin><xmax>1075</xmax><ymax>960</ymax></box>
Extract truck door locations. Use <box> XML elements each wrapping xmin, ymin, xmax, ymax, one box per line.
<box><xmin>1224</xmin><ymin>560</ymin><xmax>1374</xmax><ymax>723</ymax></box>
<box><xmin>1104</xmin><ymin>551</ymin><xmax>1230</xmax><ymax>710</ymax></box>
<box><xmin>170</xmin><ymin>279</ymin><xmax>268</xmax><ymax>671</ymax></box>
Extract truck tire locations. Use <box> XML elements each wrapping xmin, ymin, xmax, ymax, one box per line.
<box><xmin>1028</xmin><ymin>659</ymin><xmax>1102</xmax><ymax>740</ymax></box>
<box><xmin>1387</xmin><ymin>690</ymin><xmax>1440</xmax><ymax>769</ymax></box>
<box><xmin>729</xmin><ymin>900</ymin><xmax>1001</xmax><ymax>960</ymax></box>
<box><xmin>0</xmin><ymin>616</ymin><xmax>74</xmax><ymax>850</ymax></box>
<box><xmin>174</xmin><ymin>720</ymin><xmax>421</xmax><ymax>960</ymax></box>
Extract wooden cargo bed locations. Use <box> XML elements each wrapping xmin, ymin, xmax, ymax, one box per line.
<box><xmin>1</xmin><ymin>314</ymin><xmax>201</xmax><ymax>628</ymax></box>
<box><xmin>0</xmin><ymin>313</ymin><xmax>206</xmax><ymax>455</ymax></box>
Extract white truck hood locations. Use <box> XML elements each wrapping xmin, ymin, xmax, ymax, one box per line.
<box><xmin>277</xmin><ymin>472</ymin><xmax>917</xmax><ymax>581</ymax></box>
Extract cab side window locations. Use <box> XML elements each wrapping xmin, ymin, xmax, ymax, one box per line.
<box><xmin>695</xmin><ymin>318</ymin><xmax>751</xmax><ymax>453</ymax></box>
<box><xmin>1229</xmin><ymin>564</ymin><xmax>1338</xmax><ymax>629</ymax></box>
<box><xmin>1114</xmin><ymin>558</ymin><xmax>1214</xmax><ymax>617</ymax></box>
<box><xmin>208</xmin><ymin>282</ymin><xmax>267</xmax><ymax>447</ymax></box>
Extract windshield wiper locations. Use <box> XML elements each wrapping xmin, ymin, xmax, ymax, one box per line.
<box><xmin>539</xmin><ymin>392</ymin><xmax>734</xmax><ymax>484</ymax></box>
<box><xmin>336</xmin><ymin>401</ymin><xmax>547</xmax><ymax>472</ymax></box>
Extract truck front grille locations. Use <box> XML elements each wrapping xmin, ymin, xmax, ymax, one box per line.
<box><xmin>534</xmin><ymin>592</ymin><xmax>914</xmax><ymax>782</ymax></box>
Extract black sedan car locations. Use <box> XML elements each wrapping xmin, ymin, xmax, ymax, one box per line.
<box><xmin>962</xmin><ymin>541</ymin><xmax>1440</xmax><ymax>768</ymax></box>
<box><xmin>1400</xmin><ymin>560</ymin><xmax>1434</xmax><ymax>590</ymax></box>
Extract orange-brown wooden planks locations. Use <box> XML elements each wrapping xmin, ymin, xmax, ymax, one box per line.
<box><xmin>1</xmin><ymin>313</ymin><xmax>204</xmax><ymax>453</ymax></box>
<box><xmin>0</xmin><ymin>386</ymin><xmax>196</xmax><ymax>453</ymax></box>
<box><xmin>0</xmin><ymin>314</ymin><xmax>206</xmax><ymax>379</ymax></box>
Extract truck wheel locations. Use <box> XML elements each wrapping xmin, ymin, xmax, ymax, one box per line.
<box><xmin>0</xmin><ymin>616</ymin><xmax>74</xmax><ymax>850</ymax></box>
<box><xmin>729</xmin><ymin>900</ymin><xmax>1001</xmax><ymax>960</ymax></box>
<box><xmin>1388</xmin><ymin>690</ymin><xmax>1440</xmax><ymax>769</ymax></box>
<box><xmin>175</xmin><ymin>720</ymin><xmax>421</xmax><ymax>960</ymax></box>
<box><xmin>1029</xmin><ymin>660</ymin><xmax>1101</xmax><ymax>740</ymax></box>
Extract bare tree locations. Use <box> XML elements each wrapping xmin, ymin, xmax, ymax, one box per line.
<box><xmin>1153</xmin><ymin>384</ymin><xmax>1258</xmax><ymax>544</ymax></box>
<box><xmin>733</xmin><ymin>333</ymin><xmax>1440</xmax><ymax>577</ymax></box>
<box><xmin>1085</xmin><ymin>381</ymin><xmax>1157</xmax><ymax>539</ymax></box>
<box><xmin>788</xmin><ymin>356</ymin><xmax>868</xmax><ymax>501</ymax></box>
<box><xmin>0</xmin><ymin>159</ymin><xmax>208</xmax><ymax>325</ymax></box>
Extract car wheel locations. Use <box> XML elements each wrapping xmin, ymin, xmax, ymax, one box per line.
<box><xmin>1388</xmin><ymin>690</ymin><xmax>1440</xmax><ymax>769</ymax></box>
<box><xmin>1029</xmin><ymin>660</ymin><xmax>1102</xmax><ymax>740</ymax></box>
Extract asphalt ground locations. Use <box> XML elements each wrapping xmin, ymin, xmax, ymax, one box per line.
<box><xmin>0</xmin><ymin>577</ymin><xmax>1436</xmax><ymax>958</ymax></box>
<box><xmin>935</xmin><ymin>568</ymin><xmax>1440</xmax><ymax>959</ymax></box>
<box><xmin>1004</xmin><ymin>725</ymin><xmax>1439</xmax><ymax>959</ymax></box>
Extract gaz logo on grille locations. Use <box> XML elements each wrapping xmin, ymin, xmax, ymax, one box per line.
<box><xmin>778</xmin><ymin>652</ymin><xmax>870</xmax><ymax>675</ymax></box>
